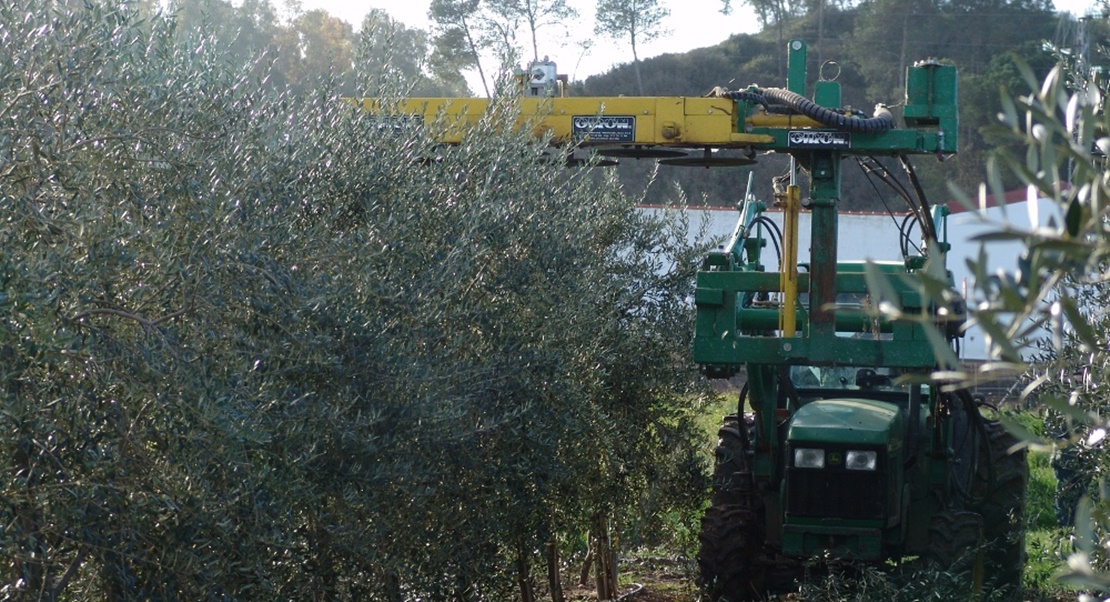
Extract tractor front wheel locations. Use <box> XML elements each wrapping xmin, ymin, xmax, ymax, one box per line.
<box><xmin>926</xmin><ymin>509</ymin><xmax>985</xmax><ymax>590</ymax></box>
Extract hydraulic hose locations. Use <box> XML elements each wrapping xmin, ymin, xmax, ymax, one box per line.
<box><xmin>750</xmin><ymin>215</ymin><xmax>783</xmax><ymax>266</ymax></box>
<box><xmin>713</xmin><ymin>89</ymin><xmax>770</xmax><ymax>109</ymax></box>
<box><xmin>899</xmin><ymin>212</ymin><xmax>919</xmax><ymax>257</ymax></box>
<box><xmin>899</xmin><ymin>154</ymin><xmax>938</xmax><ymax>243</ymax></box>
<box><xmin>756</xmin><ymin>87</ymin><xmax>895</xmax><ymax>135</ymax></box>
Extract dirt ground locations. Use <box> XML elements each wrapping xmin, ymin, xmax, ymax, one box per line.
<box><xmin>563</xmin><ymin>568</ymin><xmax>1073</xmax><ymax>602</ymax></box>
<box><xmin>562</xmin><ymin>560</ymin><xmax>696</xmax><ymax>602</ymax></box>
<box><xmin>564</xmin><ymin>575</ymin><xmax>691</xmax><ymax>602</ymax></box>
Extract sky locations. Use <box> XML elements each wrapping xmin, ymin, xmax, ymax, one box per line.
<box><xmin>311</xmin><ymin>0</ymin><xmax>766</xmax><ymax>85</ymax></box>
<box><xmin>300</xmin><ymin>0</ymin><xmax>1103</xmax><ymax>90</ymax></box>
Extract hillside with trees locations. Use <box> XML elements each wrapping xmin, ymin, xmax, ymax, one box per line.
<box><xmin>574</xmin><ymin>0</ymin><xmax>1070</xmax><ymax>209</ymax></box>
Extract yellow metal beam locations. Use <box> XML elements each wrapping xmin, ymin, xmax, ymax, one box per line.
<box><xmin>352</xmin><ymin>97</ymin><xmax>774</xmax><ymax>148</ymax></box>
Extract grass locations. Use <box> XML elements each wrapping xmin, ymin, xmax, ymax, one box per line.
<box><xmin>695</xmin><ymin>389</ymin><xmax>738</xmax><ymax>440</ymax></box>
<box><xmin>1014</xmin><ymin>410</ymin><xmax>1082</xmax><ymax>600</ymax></box>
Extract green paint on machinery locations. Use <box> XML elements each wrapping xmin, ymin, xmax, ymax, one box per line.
<box><xmin>693</xmin><ymin>41</ymin><xmax>1027</xmax><ymax>601</ymax></box>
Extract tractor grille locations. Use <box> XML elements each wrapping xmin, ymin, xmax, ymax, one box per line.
<box><xmin>786</xmin><ymin>445</ymin><xmax>886</xmax><ymax>520</ymax></box>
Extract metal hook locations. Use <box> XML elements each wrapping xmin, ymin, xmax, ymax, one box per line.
<box><xmin>819</xmin><ymin>60</ymin><xmax>841</xmax><ymax>82</ymax></box>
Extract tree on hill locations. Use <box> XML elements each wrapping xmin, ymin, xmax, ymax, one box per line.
<box><xmin>163</xmin><ymin>0</ymin><xmax>468</xmax><ymax>96</ymax></box>
<box><xmin>487</xmin><ymin>0</ymin><xmax>577</xmax><ymax>64</ymax></box>
<box><xmin>288</xmin><ymin>9</ymin><xmax>357</xmax><ymax>89</ymax></box>
<box><xmin>358</xmin><ymin>9</ymin><xmax>470</xmax><ymax>96</ymax></box>
<box><xmin>429</xmin><ymin>0</ymin><xmax>492</xmax><ymax>96</ymax></box>
<box><xmin>720</xmin><ymin>0</ymin><xmax>814</xmax><ymax>77</ymax></box>
<box><xmin>594</xmin><ymin>0</ymin><xmax>670</xmax><ymax>95</ymax></box>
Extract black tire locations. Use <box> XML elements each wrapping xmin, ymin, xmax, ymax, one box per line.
<box><xmin>926</xmin><ymin>509</ymin><xmax>984</xmax><ymax>586</ymax></box>
<box><xmin>697</xmin><ymin>503</ymin><xmax>764</xmax><ymax>602</ymax></box>
<box><xmin>974</xmin><ymin>419</ymin><xmax>1028</xmax><ymax>600</ymax></box>
<box><xmin>711</xmin><ymin>415</ymin><xmax>752</xmax><ymax>507</ymax></box>
<box><xmin>701</xmin><ymin>413</ymin><xmax>771</xmax><ymax>601</ymax></box>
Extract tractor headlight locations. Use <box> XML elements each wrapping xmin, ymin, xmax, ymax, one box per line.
<box><xmin>846</xmin><ymin>450</ymin><xmax>878</xmax><ymax>471</ymax></box>
<box><xmin>794</xmin><ymin>447</ymin><xmax>825</xmax><ymax>469</ymax></box>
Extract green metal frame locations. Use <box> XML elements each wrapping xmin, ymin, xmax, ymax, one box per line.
<box><xmin>693</xmin><ymin>40</ymin><xmax>959</xmax><ymax>377</ymax></box>
<box><xmin>704</xmin><ymin>40</ymin><xmax>965</xmax><ymax>565</ymax></box>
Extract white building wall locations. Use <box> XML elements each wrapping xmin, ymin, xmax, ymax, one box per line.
<box><xmin>679</xmin><ymin>208</ymin><xmax>907</xmax><ymax>272</ymax></box>
<box><xmin>946</xmin><ymin>197</ymin><xmax>1061</xmax><ymax>360</ymax></box>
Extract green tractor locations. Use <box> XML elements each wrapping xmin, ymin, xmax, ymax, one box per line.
<box><xmin>693</xmin><ymin>41</ymin><xmax>1027</xmax><ymax>600</ymax></box>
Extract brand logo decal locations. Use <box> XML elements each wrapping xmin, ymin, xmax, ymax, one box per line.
<box><xmin>367</xmin><ymin>115</ymin><xmax>420</xmax><ymax>135</ymax></box>
<box><xmin>788</xmin><ymin>131</ymin><xmax>851</xmax><ymax>148</ymax></box>
<box><xmin>572</xmin><ymin>115</ymin><xmax>636</xmax><ymax>142</ymax></box>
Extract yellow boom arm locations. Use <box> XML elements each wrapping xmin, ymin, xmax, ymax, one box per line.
<box><xmin>350</xmin><ymin>96</ymin><xmax>801</xmax><ymax>148</ymax></box>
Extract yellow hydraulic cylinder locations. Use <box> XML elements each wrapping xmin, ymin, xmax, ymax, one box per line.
<box><xmin>779</xmin><ymin>185</ymin><xmax>801</xmax><ymax>337</ymax></box>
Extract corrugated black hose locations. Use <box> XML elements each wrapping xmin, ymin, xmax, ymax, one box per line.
<box><xmin>751</xmin><ymin>87</ymin><xmax>895</xmax><ymax>135</ymax></box>
<box><xmin>715</xmin><ymin>90</ymin><xmax>770</xmax><ymax>109</ymax></box>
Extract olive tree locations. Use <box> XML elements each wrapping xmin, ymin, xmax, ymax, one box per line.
<box><xmin>869</xmin><ymin>45</ymin><xmax>1110</xmax><ymax>593</ymax></box>
<box><xmin>1</xmin><ymin>2</ymin><xmax>709</xmax><ymax>599</ymax></box>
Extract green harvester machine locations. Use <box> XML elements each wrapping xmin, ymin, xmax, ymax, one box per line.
<box><xmin>693</xmin><ymin>41</ymin><xmax>1026</xmax><ymax>600</ymax></box>
<box><xmin>355</xmin><ymin>38</ymin><xmax>1028</xmax><ymax>600</ymax></box>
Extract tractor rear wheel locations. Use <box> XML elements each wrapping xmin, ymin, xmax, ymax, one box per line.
<box><xmin>974</xmin><ymin>419</ymin><xmax>1028</xmax><ymax>600</ymax></box>
<box><xmin>711</xmin><ymin>414</ymin><xmax>752</xmax><ymax>507</ymax></box>
<box><xmin>700</xmin><ymin>413</ymin><xmax>770</xmax><ymax>601</ymax></box>
<box><xmin>697</xmin><ymin>503</ymin><xmax>764</xmax><ymax>602</ymax></box>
